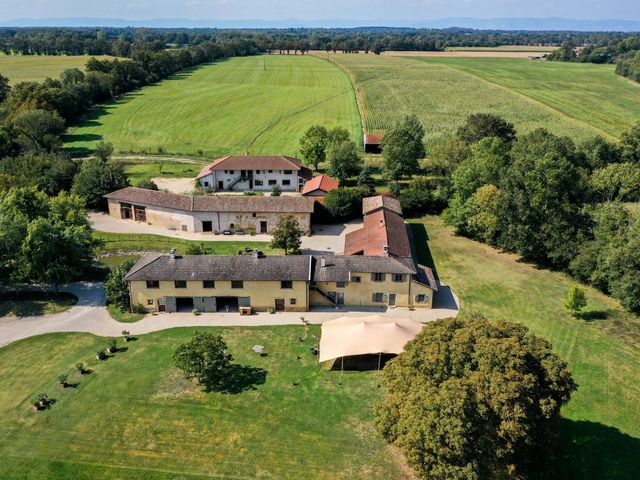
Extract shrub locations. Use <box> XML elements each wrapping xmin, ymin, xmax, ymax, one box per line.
<box><xmin>122</xmin><ymin>330</ymin><xmax>131</xmax><ymax>342</ymax></box>
<box><xmin>322</xmin><ymin>187</ymin><xmax>370</xmax><ymax>222</ymax></box>
<box><xmin>58</xmin><ymin>373</ymin><xmax>69</xmax><ymax>387</ymax></box>
<box><xmin>107</xmin><ymin>338</ymin><xmax>117</xmax><ymax>353</ymax></box>
<box><xmin>75</xmin><ymin>362</ymin><xmax>85</xmax><ymax>374</ymax></box>
<box><xmin>564</xmin><ymin>286</ymin><xmax>588</xmax><ymax>317</ymax></box>
<box><xmin>271</xmin><ymin>185</ymin><xmax>282</xmax><ymax>196</ymax></box>
<box><xmin>96</xmin><ymin>350</ymin><xmax>106</xmax><ymax>361</ymax></box>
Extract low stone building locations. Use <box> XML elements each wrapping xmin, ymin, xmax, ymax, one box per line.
<box><xmin>196</xmin><ymin>155</ymin><xmax>313</xmax><ymax>192</ymax></box>
<box><xmin>301</xmin><ymin>174</ymin><xmax>339</xmax><ymax>202</ymax></box>
<box><xmin>104</xmin><ymin>187</ymin><xmax>315</xmax><ymax>234</ymax></box>
<box><xmin>125</xmin><ymin>251</ymin><xmax>437</xmax><ymax>313</ymax></box>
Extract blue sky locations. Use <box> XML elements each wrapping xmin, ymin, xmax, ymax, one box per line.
<box><xmin>0</xmin><ymin>0</ymin><xmax>638</xmax><ymax>22</ymax></box>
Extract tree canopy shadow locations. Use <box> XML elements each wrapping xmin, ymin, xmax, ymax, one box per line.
<box><xmin>539</xmin><ymin>418</ymin><xmax>640</xmax><ymax>479</ymax></box>
<box><xmin>206</xmin><ymin>364</ymin><xmax>267</xmax><ymax>394</ymax></box>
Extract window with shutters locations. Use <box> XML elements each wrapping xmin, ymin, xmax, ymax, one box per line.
<box><xmin>372</xmin><ymin>273</ymin><xmax>385</xmax><ymax>282</ymax></box>
<box><xmin>392</xmin><ymin>274</ymin><xmax>405</xmax><ymax>282</ymax></box>
<box><xmin>415</xmin><ymin>294</ymin><xmax>429</xmax><ymax>303</ymax></box>
<box><xmin>372</xmin><ymin>293</ymin><xmax>384</xmax><ymax>302</ymax></box>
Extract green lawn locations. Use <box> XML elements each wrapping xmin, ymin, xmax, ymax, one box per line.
<box><xmin>122</xmin><ymin>158</ymin><xmax>204</xmax><ymax>186</ymax></box>
<box><xmin>410</xmin><ymin>216</ymin><xmax>640</xmax><ymax>478</ymax></box>
<box><xmin>93</xmin><ymin>231</ymin><xmax>280</xmax><ymax>256</ymax></box>
<box><xmin>65</xmin><ymin>55</ymin><xmax>362</xmax><ymax>157</ymax></box>
<box><xmin>0</xmin><ymin>291</ymin><xmax>78</xmax><ymax>317</ymax></box>
<box><xmin>418</xmin><ymin>57</ymin><xmax>640</xmax><ymax>138</ymax></box>
<box><xmin>326</xmin><ymin>53</ymin><xmax>627</xmax><ymax>145</ymax></box>
<box><xmin>0</xmin><ymin>55</ymin><xmax>115</xmax><ymax>84</ymax></box>
<box><xmin>0</xmin><ymin>327</ymin><xmax>407</xmax><ymax>479</ymax></box>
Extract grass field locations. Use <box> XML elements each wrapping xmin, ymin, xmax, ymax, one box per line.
<box><xmin>326</xmin><ymin>53</ymin><xmax>639</xmax><ymax>145</ymax></box>
<box><xmin>411</xmin><ymin>216</ymin><xmax>640</xmax><ymax>478</ymax></box>
<box><xmin>418</xmin><ymin>57</ymin><xmax>640</xmax><ymax>138</ymax></box>
<box><xmin>93</xmin><ymin>231</ymin><xmax>280</xmax><ymax>256</ymax></box>
<box><xmin>0</xmin><ymin>55</ymin><xmax>114</xmax><ymax>84</ymax></box>
<box><xmin>0</xmin><ymin>327</ymin><xmax>408</xmax><ymax>479</ymax></box>
<box><xmin>65</xmin><ymin>55</ymin><xmax>362</xmax><ymax>157</ymax></box>
<box><xmin>0</xmin><ymin>292</ymin><xmax>78</xmax><ymax>317</ymax></box>
<box><xmin>445</xmin><ymin>45</ymin><xmax>558</xmax><ymax>52</ymax></box>
<box><xmin>119</xmin><ymin>157</ymin><xmax>204</xmax><ymax>186</ymax></box>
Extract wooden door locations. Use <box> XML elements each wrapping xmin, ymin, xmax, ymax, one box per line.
<box><xmin>134</xmin><ymin>206</ymin><xmax>146</xmax><ymax>222</ymax></box>
<box><xmin>260</xmin><ymin>221</ymin><xmax>268</xmax><ymax>234</ymax></box>
<box><xmin>275</xmin><ymin>298</ymin><xmax>285</xmax><ymax>311</ymax></box>
<box><xmin>158</xmin><ymin>298</ymin><xmax>166</xmax><ymax>312</ymax></box>
<box><xmin>388</xmin><ymin>293</ymin><xmax>397</xmax><ymax>307</ymax></box>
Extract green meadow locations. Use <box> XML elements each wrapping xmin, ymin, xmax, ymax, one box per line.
<box><xmin>0</xmin><ymin>327</ymin><xmax>407</xmax><ymax>479</ymax></box>
<box><xmin>410</xmin><ymin>216</ymin><xmax>640</xmax><ymax>478</ymax></box>
<box><xmin>327</xmin><ymin>53</ymin><xmax>637</xmax><ymax>145</ymax></box>
<box><xmin>0</xmin><ymin>55</ymin><xmax>114</xmax><ymax>84</ymax></box>
<box><xmin>418</xmin><ymin>57</ymin><xmax>640</xmax><ymax>138</ymax></box>
<box><xmin>65</xmin><ymin>55</ymin><xmax>362</xmax><ymax>157</ymax></box>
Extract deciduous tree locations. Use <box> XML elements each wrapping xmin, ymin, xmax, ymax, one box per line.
<box><xmin>456</xmin><ymin>113</ymin><xmax>516</xmax><ymax>145</ymax></box>
<box><xmin>375</xmin><ymin>315</ymin><xmax>577</xmax><ymax>480</ymax></box>
<box><xmin>327</xmin><ymin>140</ymin><xmax>361</xmax><ymax>183</ymax></box>
<box><xmin>381</xmin><ymin>115</ymin><xmax>425</xmax><ymax>180</ymax></box>
<box><xmin>299</xmin><ymin>125</ymin><xmax>328</xmax><ymax>171</ymax></box>
<box><xmin>173</xmin><ymin>332</ymin><xmax>233</xmax><ymax>390</ymax></box>
<box><xmin>105</xmin><ymin>259</ymin><xmax>136</xmax><ymax>311</ymax></box>
<box><xmin>270</xmin><ymin>215</ymin><xmax>303</xmax><ymax>255</ymax></box>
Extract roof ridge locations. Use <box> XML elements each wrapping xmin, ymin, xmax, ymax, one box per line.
<box><xmin>125</xmin><ymin>254</ymin><xmax>163</xmax><ymax>278</ymax></box>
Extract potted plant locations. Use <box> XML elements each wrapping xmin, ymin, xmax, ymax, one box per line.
<box><xmin>58</xmin><ymin>373</ymin><xmax>69</xmax><ymax>388</ymax></box>
<box><xmin>192</xmin><ymin>308</ymin><xmax>200</xmax><ymax>315</ymax></box>
<box><xmin>31</xmin><ymin>393</ymin><xmax>49</xmax><ymax>411</ymax></box>
<box><xmin>122</xmin><ymin>330</ymin><xmax>131</xmax><ymax>342</ymax></box>
<box><xmin>96</xmin><ymin>350</ymin><xmax>106</xmax><ymax>361</ymax></box>
<box><xmin>107</xmin><ymin>338</ymin><xmax>117</xmax><ymax>354</ymax></box>
<box><xmin>75</xmin><ymin>362</ymin><xmax>85</xmax><ymax>375</ymax></box>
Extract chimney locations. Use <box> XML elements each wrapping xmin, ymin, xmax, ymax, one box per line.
<box><xmin>170</xmin><ymin>248</ymin><xmax>177</xmax><ymax>260</ymax></box>
<box><xmin>383</xmin><ymin>245</ymin><xmax>389</xmax><ymax>256</ymax></box>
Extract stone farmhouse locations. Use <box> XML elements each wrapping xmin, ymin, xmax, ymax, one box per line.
<box><xmin>104</xmin><ymin>187</ymin><xmax>315</xmax><ymax>234</ymax></box>
<box><xmin>124</xmin><ymin>195</ymin><xmax>438</xmax><ymax>313</ymax></box>
<box><xmin>196</xmin><ymin>155</ymin><xmax>313</xmax><ymax>192</ymax></box>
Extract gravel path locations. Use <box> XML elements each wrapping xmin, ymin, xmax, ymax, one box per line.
<box><xmin>0</xmin><ymin>282</ymin><xmax>459</xmax><ymax>348</ymax></box>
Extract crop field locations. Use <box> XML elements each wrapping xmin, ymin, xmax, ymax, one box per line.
<box><xmin>0</xmin><ymin>55</ymin><xmax>114</xmax><ymax>84</ymax></box>
<box><xmin>65</xmin><ymin>55</ymin><xmax>362</xmax><ymax>157</ymax></box>
<box><xmin>329</xmin><ymin>54</ymin><xmax>640</xmax><ymax>143</ymax></box>
<box><xmin>418</xmin><ymin>57</ymin><xmax>640</xmax><ymax>138</ymax></box>
<box><xmin>412</xmin><ymin>216</ymin><xmax>640</xmax><ymax>478</ymax></box>
<box><xmin>0</xmin><ymin>327</ymin><xmax>408</xmax><ymax>479</ymax></box>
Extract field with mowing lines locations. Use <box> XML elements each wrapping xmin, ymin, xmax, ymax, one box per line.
<box><xmin>418</xmin><ymin>57</ymin><xmax>640</xmax><ymax>138</ymax></box>
<box><xmin>0</xmin><ymin>55</ymin><xmax>114</xmax><ymax>84</ymax></box>
<box><xmin>326</xmin><ymin>53</ymin><xmax>619</xmax><ymax>145</ymax></box>
<box><xmin>411</xmin><ymin>216</ymin><xmax>640</xmax><ymax>478</ymax></box>
<box><xmin>65</xmin><ymin>55</ymin><xmax>362</xmax><ymax>157</ymax></box>
<box><xmin>0</xmin><ymin>327</ymin><xmax>408</xmax><ymax>479</ymax></box>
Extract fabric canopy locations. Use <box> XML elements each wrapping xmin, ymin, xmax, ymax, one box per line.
<box><xmin>319</xmin><ymin>315</ymin><xmax>424</xmax><ymax>363</ymax></box>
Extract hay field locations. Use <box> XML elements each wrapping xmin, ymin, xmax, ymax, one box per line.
<box><xmin>65</xmin><ymin>55</ymin><xmax>362</xmax><ymax>157</ymax></box>
<box><xmin>326</xmin><ymin>53</ymin><xmax>604</xmax><ymax>145</ymax></box>
<box><xmin>383</xmin><ymin>50</ymin><xmax>551</xmax><ymax>58</ymax></box>
<box><xmin>0</xmin><ymin>55</ymin><xmax>114</xmax><ymax>84</ymax></box>
<box><xmin>418</xmin><ymin>57</ymin><xmax>640</xmax><ymax>138</ymax></box>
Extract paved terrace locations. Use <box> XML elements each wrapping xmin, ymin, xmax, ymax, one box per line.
<box><xmin>0</xmin><ymin>281</ymin><xmax>459</xmax><ymax>348</ymax></box>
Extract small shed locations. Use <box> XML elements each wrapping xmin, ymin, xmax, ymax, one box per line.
<box><xmin>302</xmin><ymin>174</ymin><xmax>339</xmax><ymax>199</ymax></box>
<box><xmin>363</xmin><ymin>133</ymin><xmax>383</xmax><ymax>154</ymax></box>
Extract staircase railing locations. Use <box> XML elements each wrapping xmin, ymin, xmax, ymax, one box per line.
<box><xmin>310</xmin><ymin>283</ymin><xmax>337</xmax><ymax>306</ymax></box>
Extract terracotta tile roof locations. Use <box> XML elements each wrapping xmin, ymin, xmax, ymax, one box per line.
<box><xmin>197</xmin><ymin>156</ymin><xmax>302</xmax><ymax>178</ymax></box>
<box><xmin>343</xmin><ymin>208</ymin><xmax>411</xmax><ymax>257</ymax></box>
<box><xmin>302</xmin><ymin>174</ymin><xmax>340</xmax><ymax>195</ymax></box>
<box><xmin>362</xmin><ymin>195</ymin><xmax>402</xmax><ymax>215</ymax></box>
<box><xmin>312</xmin><ymin>255</ymin><xmax>416</xmax><ymax>282</ymax></box>
<box><xmin>104</xmin><ymin>187</ymin><xmax>315</xmax><ymax>213</ymax></box>
<box><xmin>364</xmin><ymin>133</ymin><xmax>384</xmax><ymax>145</ymax></box>
<box><xmin>125</xmin><ymin>254</ymin><xmax>313</xmax><ymax>282</ymax></box>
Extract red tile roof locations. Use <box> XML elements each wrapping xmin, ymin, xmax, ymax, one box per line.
<box><xmin>197</xmin><ymin>156</ymin><xmax>302</xmax><ymax>178</ymax></box>
<box><xmin>343</xmin><ymin>208</ymin><xmax>411</xmax><ymax>258</ymax></box>
<box><xmin>364</xmin><ymin>133</ymin><xmax>384</xmax><ymax>145</ymax></box>
<box><xmin>362</xmin><ymin>195</ymin><xmax>402</xmax><ymax>215</ymax></box>
<box><xmin>302</xmin><ymin>174</ymin><xmax>340</xmax><ymax>195</ymax></box>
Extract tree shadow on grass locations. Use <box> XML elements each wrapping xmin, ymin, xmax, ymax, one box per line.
<box><xmin>540</xmin><ymin>419</ymin><xmax>640</xmax><ymax>480</ymax></box>
<box><xmin>205</xmin><ymin>364</ymin><xmax>267</xmax><ymax>394</ymax></box>
<box><xmin>580</xmin><ymin>310</ymin><xmax>610</xmax><ymax>322</ymax></box>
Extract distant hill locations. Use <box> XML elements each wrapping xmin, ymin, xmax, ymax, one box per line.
<box><xmin>0</xmin><ymin>17</ymin><xmax>639</xmax><ymax>32</ymax></box>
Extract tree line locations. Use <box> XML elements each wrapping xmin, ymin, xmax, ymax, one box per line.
<box><xmin>1</xmin><ymin>26</ymin><xmax>636</xmax><ymax>57</ymax></box>
<box><xmin>547</xmin><ymin>36</ymin><xmax>640</xmax><ymax>83</ymax></box>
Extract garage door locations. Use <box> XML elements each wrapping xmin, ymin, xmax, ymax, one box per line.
<box><xmin>203</xmin><ymin>297</ymin><xmax>217</xmax><ymax>312</ymax></box>
<box><xmin>165</xmin><ymin>297</ymin><xmax>177</xmax><ymax>312</ymax></box>
<box><xmin>238</xmin><ymin>297</ymin><xmax>251</xmax><ymax>307</ymax></box>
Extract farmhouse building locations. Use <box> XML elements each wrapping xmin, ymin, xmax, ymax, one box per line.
<box><xmin>301</xmin><ymin>174</ymin><xmax>339</xmax><ymax>200</ymax></box>
<box><xmin>363</xmin><ymin>132</ymin><xmax>383</xmax><ymax>154</ymax></box>
<box><xmin>196</xmin><ymin>155</ymin><xmax>313</xmax><ymax>192</ymax></box>
<box><xmin>125</xmin><ymin>251</ymin><xmax>437</xmax><ymax>313</ymax></box>
<box><xmin>104</xmin><ymin>187</ymin><xmax>315</xmax><ymax>234</ymax></box>
<box><xmin>344</xmin><ymin>195</ymin><xmax>410</xmax><ymax>257</ymax></box>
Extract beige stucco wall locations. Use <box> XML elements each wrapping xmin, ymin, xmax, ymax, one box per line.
<box><xmin>107</xmin><ymin>199</ymin><xmax>311</xmax><ymax>234</ymax></box>
<box><xmin>312</xmin><ymin>272</ymin><xmax>433</xmax><ymax>308</ymax></box>
<box><xmin>130</xmin><ymin>279</ymin><xmax>309</xmax><ymax>312</ymax></box>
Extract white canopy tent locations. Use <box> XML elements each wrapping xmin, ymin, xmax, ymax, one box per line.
<box><xmin>319</xmin><ymin>315</ymin><xmax>424</xmax><ymax>363</ymax></box>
